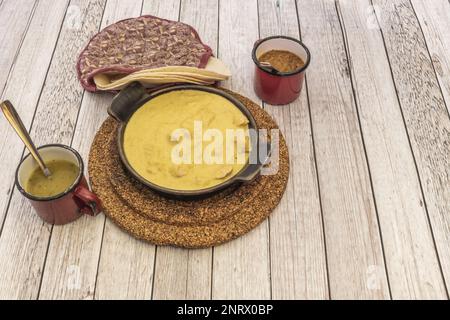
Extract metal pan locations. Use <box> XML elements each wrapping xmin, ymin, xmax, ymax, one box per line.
<box><xmin>107</xmin><ymin>82</ymin><xmax>270</xmax><ymax>199</ymax></box>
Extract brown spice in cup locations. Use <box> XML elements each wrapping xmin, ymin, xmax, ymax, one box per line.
<box><xmin>258</xmin><ymin>50</ymin><xmax>305</xmax><ymax>73</ymax></box>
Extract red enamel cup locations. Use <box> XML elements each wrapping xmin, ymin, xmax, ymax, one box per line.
<box><xmin>15</xmin><ymin>144</ymin><xmax>102</xmax><ymax>225</ymax></box>
<box><xmin>252</xmin><ymin>36</ymin><xmax>311</xmax><ymax>105</ymax></box>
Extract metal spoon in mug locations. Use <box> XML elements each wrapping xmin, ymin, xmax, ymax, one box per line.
<box><xmin>0</xmin><ymin>100</ymin><xmax>52</xmax><ymax>177</ymax></box>
<box><xmin>259</xmin><ymin>61</ymin><xmax>280</xmax><ymax>74</ymax></box>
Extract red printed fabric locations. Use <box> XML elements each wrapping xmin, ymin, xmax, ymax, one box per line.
<box><xmin>77</xmin><ymin>15</ymin><xmax>213</xmax><ymax>92</ymax></box>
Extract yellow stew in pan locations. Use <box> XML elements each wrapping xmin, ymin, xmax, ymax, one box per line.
<box><xmin>123</xmin><ymin>89</ymin><xmax>251</xmax><ymax>191</ymax></box>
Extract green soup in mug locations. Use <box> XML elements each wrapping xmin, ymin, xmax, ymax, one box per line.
<box><xmin>25</xmin><ymin>160</ymin><xmax>79</xmax><ymax>197</ymax></box>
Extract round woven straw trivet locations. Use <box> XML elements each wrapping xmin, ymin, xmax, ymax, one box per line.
<box><xmin>88</xmin><ymin>89</ymin><xmax>289</xmax><ymax>248</ymax></box>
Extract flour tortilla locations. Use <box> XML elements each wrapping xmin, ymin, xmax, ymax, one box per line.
<box><xmin>94</xmin><ymin>74</ymin><xmax>214</xmax><ymax>91</ymax></box>
<box><xmin>77</xmin><ymin>15</ymin><xmax>215</xmax><ymax>92</ymax></box>
<box><xmin>94</xmin><ymin>57</ymin><xmax>229</xmax><ymax>91</ymax></box>
<box><xmin>143</xmin><ymin>57</ymin><xmax>232</xmax><ymax>77</ymax></box>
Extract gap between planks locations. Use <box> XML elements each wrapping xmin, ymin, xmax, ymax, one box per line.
<box><xmin>258</xmin><ymin>0</ymin><xmax>329</xmax><ymax>299</ymax></box>
<box><xmin>334</xmin><ymin>0</ymin><xmax>393</xmax><ymax>299</ymax></box>
<box><xmin>371</xmin><ymin>0</ymin><xmax>450</xmax><ymax>297</ymax></box>
<box><xmin>0</xmin><ymin>0</ymin><xmax>39</xmax><ymax>97</ymax></box>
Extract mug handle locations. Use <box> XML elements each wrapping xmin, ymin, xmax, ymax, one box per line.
<box><xmin>73</xmin><ymin>186</ymin><xmax>102</xmax><ymax>216</ymax></box>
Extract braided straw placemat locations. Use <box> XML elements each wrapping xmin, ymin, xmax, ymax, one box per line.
<box><xmin>88</xmin><ymin>89</ymin><xmax>289</xmax><ymax>248</ymax></box>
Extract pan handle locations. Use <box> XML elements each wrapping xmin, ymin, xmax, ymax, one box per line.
<box><xmin>108</xmin><ymin>82</ymin><xmax>148</xmax><ymax>122</ymax></box>
<box><xmin>233</xmin><ymin>138</ymin><xmax>272</xmax><ymax>183</ymax></box>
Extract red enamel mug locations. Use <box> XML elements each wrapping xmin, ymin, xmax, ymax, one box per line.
<box><xmin>15</xmin><ymin>144</ymin><xmax>102</xmax><ymax>225</ymax></box>
<box><xmin>252</xmin><ymin>35</ymin><xmax>311</xmax><ymax>105</ymax></box>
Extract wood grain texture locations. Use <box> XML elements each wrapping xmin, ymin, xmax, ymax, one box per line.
<box><xmin>150</xmin><ymin>0</ymin><xmax>214</xmax><ymax>300</ymax></box>
<box><xmin>0</xmin><ymin>0</ymin><xmax>449</xmax><ymax>300</ymax></box>
<box><xmin>212</xmin><ymin>0</ymin><xmax>271</xmax><ymax>300</ymax></box>
<box><xmin>411</xmin><ymin>0</ymin><xmax>450</xmax><ymax>116</ymax></box>
<box><xmin>141</xmin><ymin>0</ymin><xmax>180</xmax><ymax>19</ymax></box>
<box><xmin>88</xmin><ymin>0</ymin><xmax>188</xmax><ymax>301</ymax></box>
<box><xmin>38</xmin><ymin>1</ymin><xmax>142</xmax><ymax>294</ymax></box>
<box><xmin>39</xmin><ymin>0</ymin><xmax>149</xmax><ymax>300</ymax></box>
<box><xmin>90</xmin><ymin>0</ymin><xmax>184</xmax><ymax>300</ymax></box>
<box><xmin>258</xmin><ymin>0</ymin><xmax>329</xmax><ymax>299</ymax></box>
<box><xmin>373</xmin><ymin>0</ymin><xmax>450</xmax><ymax>292</ymax></box>
<box><xmin>153</xmin><ymin>247</ymin><xmax>211</xmax><ymax>300</ymax></box>
<box><xmin>0</xmin><ymin>0</ymin><xmax>37</xmax><ymax>95</ymax></box>
<box><xmin>296</xmin><ymin>0</ymin><xmax>390</xmax><ymax>299</ymax></box>
<box><xmin>0</xmin><ymin>0</ymin><xmax>68</xmax><ymax>237</ymax></box>
<box><xmin>96</xmin><ymin>219</ymin><xmax>155</xmax><ymax>299</ymax></box>
<box><xmin>336</xmin><ymin>0</ymin><xmax>447</xmax><ymax>299</ymax></box>
<box><xmin>0</xmin><ymin>0</ymin><xmax>107</xmax><ymax>300</ymax></box>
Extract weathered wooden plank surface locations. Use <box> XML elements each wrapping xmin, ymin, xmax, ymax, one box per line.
<box><xmin>95</xmin><ymin>0</ymin><xmax>180</xmax><ymax>300</ymax></box>
<box><xmin>153</xmin><ymin>247</ymin><xmax>212</xmax><ymax>300</ymax></box>
<box><xmin>411</xmin><ymin>0</ymin><xmax>450</xmax><ymax>115</ymax></box>
<box><xmin>81</xmin><ymin>0</ymin><xmax>151</xmax><ymax>301</ymax></box>
<box><xmin>258</xmin><ymin>0</ymin><xmax>329</xmax><ymax>299</ymax></box>
<box><xmin>96</xmin><ymin>220</ymin><xmax>155</xmax><ymax>299</ymax></box>
<box><xmin>296</xmin><ymin>0</ymin><xmax>390</xmax><ymax>299</ymax></box>
<box><xmin>38</xmin><ymin>0</ymin><xmax>143</xmax><ymax>300</ymax></box>
<box><xmin>0</xmin><ymin>0</ymin><xmax>68</xmax><ymax>234</ymax></box>
<box><xmin>373</xmin><ymin>0</ymin><xmax>450</xmax><ymax>292</ymax></box>
<box><xmin>151</xmin><ymin>0</ymin><xmax>215</xmax><ymax>300</ymax></box>
<box><xmin>0</xmin><ymin>0</ymin><xmax>107</xmax><ymax>300</ymax></box>
<box><xmin>142</xmin><ymin>0</ymin><xmax>179</xmax><ymax>19</ymax></box>
<box><xmin>178</xmin><ymin>0</ymin><xmax>218</xmax><ymax>298</ymax></box>
<box><xmin>212</xmin><ymin>0</ymin><xmax>271</xmax><ymax>300</ymax></box>
<box><xmin>94</xmin><ymin>0</ymin><xmax>185</xmax><ymax>300</ymax></box>
<box><xmin>336</xmin><ymin>0</ymin><xmax>447</xmax><ymax>299</ymax></box>
<box><xmin>0</xmin><ymin>0</ymin><xmax>449</xmax><ymax>300</ymax></box>
<box><xmin>0</xmin><ymin>0</ymin><xmax>37</xmax><ymax>95</ymax></box>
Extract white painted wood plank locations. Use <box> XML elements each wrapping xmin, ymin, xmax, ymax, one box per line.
<box><xmin>185</xmin><ymin>248</ymin><xmax>212</xmax><ymax>299</ymax></box>
<box><xmin>96</xmin><ymin>219</ymin><xmax>155</xmax><ymax>299</ymax></box>
<box><xmin>180</xmin><ymin>0</ymin><xmax>217</xmax><ymax>55</ymax></box>
<box><xmin>374</xmin><ymin>0</ymin><xmax>450</xmax><ymax>294</ymax></box>
<box><xmin>212</xmin><ymin>0</ymin><xmax>271</xmax><ymax>300</ymax></box>
<box><xmin>150</xmin><ymin>0</ymin><xmax>214</xmax><ymax>300</ymax></box>
<box><xmin>296</xmin><ymin>0</ymin><xmax>390</xmax><ymax>299</ymax></box>
<box><xmin>141</xmin><ymin>0</ymin><xmax>180</xmax><ymax>19</ymax></box>
<box><xmin>153</xmin><ymin>247</ymin><xmax>212</xmax><ymax>300</ymax></box>
<box><xmin>0</xmin><ymin>0</ymin><xmax>106</xmax><ymax>300</ymax></box>
<box><xmin>258</xmin><ymin>0</ymin><xmax>328</xmax><ymax>299</ymax></box>
<box><xmin>411</xmin><ymin>0</ymin><xmax>450</xmax><ymax>115</ymax></box>
<box><xmin>95</xmin><ymin>0</ymin><xmax>186</xmax><ymax>300</ymax></box>
<box><xmin>0</xmin><ymin>0</ymin><xmax>37</xmax><ymax>94</ymax></box>
<box><xmin>336</xmin><ymin>0</ymin><xmax>447</xmax><ymax>299</ymax></box>
<box><xmin>38</xmin><ymin>0</ymin><xmax>147</xmax><ymax>300</ymax></box>
<box><xmin>90</xmin><ymin>0</ymin><xmax>157</xmax><ymax>301</ymax></box>
<box><xmin>0</xmin><ymin>0</ymin><xmax>68</xmax><ymax>236</ymax></box>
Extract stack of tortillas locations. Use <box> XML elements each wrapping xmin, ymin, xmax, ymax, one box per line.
<box><xmin>77</xmin><ymin>15</ymin><xmax>230</xmax><ymax>92</ymax></box>
<box><xmin>93</xmin><ymin>57</ymin><xmax>230</xmax><ymax>90</ymax></box>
